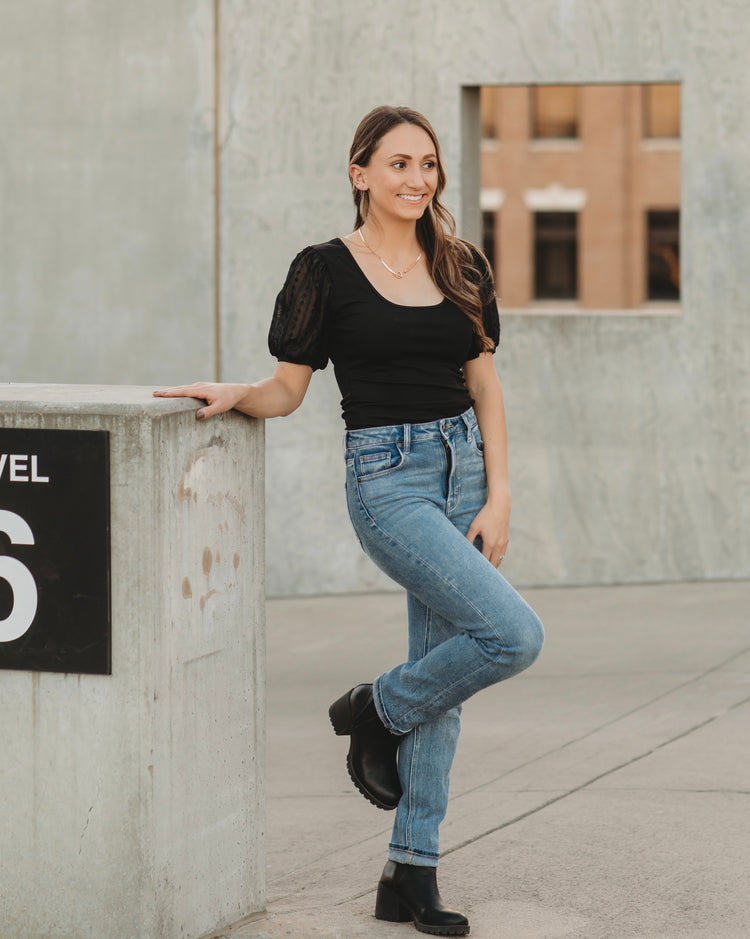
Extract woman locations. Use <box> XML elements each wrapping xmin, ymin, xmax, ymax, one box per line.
<box><xmin>155</xmin><ymin>105</ymin><xmax>544</xmax><ymax>937</ymax></box>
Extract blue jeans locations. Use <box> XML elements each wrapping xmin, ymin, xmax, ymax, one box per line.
<box><xmin>344</xmin><ymin>408</ymin><xmax>544</xmax><ymax>866</ymax></box>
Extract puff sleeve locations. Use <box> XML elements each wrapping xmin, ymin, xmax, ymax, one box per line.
<box><xmin>268</xmin><ymin>246</ymin><xmax>333</xmax><ymax>371</ymax></box>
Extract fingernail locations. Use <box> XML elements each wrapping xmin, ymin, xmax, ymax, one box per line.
<box><xmin>196</xmin><ymin>410</ymin><xmax>205</xmax><ymax>420</ymax></box>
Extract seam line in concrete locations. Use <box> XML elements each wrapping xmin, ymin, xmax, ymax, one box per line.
<box><xmin>213</xmin><ymin>0</ymin><xmax>222</xmax><ymax>381</ymax></box>
<box><xmin>325</xmin><ymin>686</ymin><xmax>750</xmax><ymax>907</ymax></box>
<box><xmin>452</xmin><ymin>643</ymin><xmax>750</xmax><ymax>803</ymax></box>
<box><xmin>290</xmin><ymin>698</ymin><xmax>750</xmax><ymax>911</ymax></box>
<box><xmin>440</xmin><ymin>693</ymin><xmax>750</xmax><ymax>861</ymax></box>
<box><xmin>326</xmin><ymin>708</ymin><xmax>744</xmax><ymax>912</ymax></box>
<box><xmin>264</xmin><ymin>649</ymin><xmax>750</xmax><ymax>900</ymax></box>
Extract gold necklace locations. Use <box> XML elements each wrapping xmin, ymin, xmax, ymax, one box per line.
<box><xmin>357</xmin><ymin>228</ymin><xmax>422</xmax><ymax>279</ymax></box>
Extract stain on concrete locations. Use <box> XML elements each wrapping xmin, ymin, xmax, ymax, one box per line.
<box><xmin>199</xmin><ymin>589</ymin><xmax>217</xmax><ymax>612</ymax></box>
<box><xmin>226</xmin><ymin>493</ymin><xmax>244</xmax><ymax>520</ymax></box>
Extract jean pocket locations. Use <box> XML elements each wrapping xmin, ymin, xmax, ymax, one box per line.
<box><xmin>469</xmin><ymin>433</ymin><xmax>485</xmax><ymax>457</ymax></box>
<box><xmin>355</xmin><ymin>443</ymin><xmax>405</xmax><ymax>481</ymax></box>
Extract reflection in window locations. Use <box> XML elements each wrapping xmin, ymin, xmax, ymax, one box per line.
<box><xmin>532</xmin><ymin>85</ymin><xmax>579</xmax><ymax>138</ymax></box>
<box><xmin>644</xmin><ymin>84</ymin><xmax>681</xmax><ymax>138</ymax></box>
<box><xmin>534</xmin><ymin>212</ymin><xmax>578</xmax><ymax>300</ymax></box>
<box><xmin>647</xmin><ymin>211</ymin><xmax>680</xmax><ymax>301</ymax></box>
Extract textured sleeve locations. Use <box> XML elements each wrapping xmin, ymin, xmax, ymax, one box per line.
<box><xmin>466</xmin><ymin>245</ymin><xmax>500</xmax><ymax>358</ymax></box>
<box><xmin>268</xmin><ymin>246</ymin><xmax>333</xmax><ymax>371</ymax></box>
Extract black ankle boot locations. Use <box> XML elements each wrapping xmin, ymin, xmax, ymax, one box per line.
<box><xmin>375</xmin><ymin>860</ymin><xmax>470</xmax><ymax>936</ymax></box>
<box><xmin>329</xmin><ymin>684</ymin><xmax>402</xmax><ymax>810</ymax></box>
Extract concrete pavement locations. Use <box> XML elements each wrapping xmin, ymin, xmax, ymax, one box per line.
<box><xmin>205</xmin><ymin>580</ymin><xmax>750</xmax><ymax>939</ymax></box>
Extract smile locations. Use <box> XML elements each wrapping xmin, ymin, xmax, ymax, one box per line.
<box><xmin>398</xmin><ymin>194</ymin><xmax>425</xmax><ymax>203</ymax></box>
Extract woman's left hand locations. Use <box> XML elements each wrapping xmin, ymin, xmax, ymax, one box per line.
<box><xmin>466</xmin><ymin>493</ymin><xmax>511</xmax><ymax>568</ymax></box>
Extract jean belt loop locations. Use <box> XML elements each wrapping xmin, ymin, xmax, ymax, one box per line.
<box><xmin>461</xmin><ymin>409</ymin><xmax>473</xmax><ymax>444</ymax></box>
<box><xmin>402</xmin><ymin>422</ymin><xmax>411</xmax><ymax>454</ymax></box>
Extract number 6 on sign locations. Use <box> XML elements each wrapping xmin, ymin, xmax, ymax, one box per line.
<box><xmin>0</xmin><ymin>509</ymin><xmax>38</xmax><ymax>643</ymax></box>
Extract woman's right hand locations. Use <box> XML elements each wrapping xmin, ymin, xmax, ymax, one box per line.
<box><xmin>153</xmin><ymin>382</ymin><xmax>248</xmax><ymax>420</ymax></box>
<box><xmin>155</xmin><ymin>364</ymin><xmax>312</xmax><ymax>421</ymax></box>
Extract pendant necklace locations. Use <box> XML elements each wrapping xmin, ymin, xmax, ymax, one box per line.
<box><xmin>358</xmin><ymin>228</ymin><xmax>422</xmax><ymax>279</ymax></box>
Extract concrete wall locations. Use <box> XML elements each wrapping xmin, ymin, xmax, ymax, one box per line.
<box><xmin>0</xmin><ymin>387</ymin><xmax>265</xmax><ymax>938</ymax></box>
<box><xmin>0</xmin><ymin>2</ymin><xmax>215</xmax><ymax>384</ymax></box>
<box><xmin>2</xmin><ymin>1</ymin><xmax>748</xmax><ymax>595</ymax></box>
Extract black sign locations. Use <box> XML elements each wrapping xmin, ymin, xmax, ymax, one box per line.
<box><xmin>0</xmin><ymin>428</ymin><xmax>111</xmax><ymax>674</ymax></box>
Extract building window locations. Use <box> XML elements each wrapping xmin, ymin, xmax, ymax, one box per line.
<box><xmin>471</xmin><ymin>83</ymin><xmax>681</xmax><ymax>312</ymax></box>
<box><xmin>644</xmin><ymin>83</ymin><xmax>681</xmax><ymax>138</ymax></box>
<box><xmin>534</xmin><ymin>212</ymin><xmax>578</xmax><ymax>300</ymax></box>
<box><xmin>482</xmin><ymin>211</ymin><xmax>497</xmax><ymax>275</ymax></box>
<box><xmin>480</xmin><ymin>87</ymin><xmax>498</xmax><ymax>139</ymax></box>
<box><xmin>532</xmin><ymin>85</ymin><xmax>579</xmax><ymax>138</ymax></box>
<box><xmin>646</xmin><ymin>210</ymin><xmax>680</xmax><ymax>301</ymax></box>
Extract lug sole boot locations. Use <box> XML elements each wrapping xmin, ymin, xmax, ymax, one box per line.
<box><xmin>329</xmin><ymin>683</ymin><xmax>401</xmax><ymax>810</ymax></box>
<box><xmin>375</xmin><ymin>860</ymin><xmax>470</xmax><ymax>936</ymax></box>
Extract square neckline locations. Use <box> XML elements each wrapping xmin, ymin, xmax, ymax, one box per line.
<box><xmin>334</xmin><ymin>237</ymin><xmax>447</xmax><ymax>310</ymax></box>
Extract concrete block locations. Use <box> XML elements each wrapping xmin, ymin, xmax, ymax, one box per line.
<box><xmin>0</xmin><ymin>385</ymin><xmax>265</xmax><ymax>939</ymax></box>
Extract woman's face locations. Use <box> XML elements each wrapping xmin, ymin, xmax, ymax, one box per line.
<box><xmin>351</xmin><ymin>123</ymin><xmax>439</xmax><ymax>226</ymax></box>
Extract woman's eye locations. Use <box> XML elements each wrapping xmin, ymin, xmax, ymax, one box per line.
<box><xmin>423</xmin><ymin>161</ymin><xmax>436</xmax><ymax>170</ymax></box>
<box><xmin>392</xmin><ymin>161</ymin><xmax>406</xmax><ymax>169</ymax></box>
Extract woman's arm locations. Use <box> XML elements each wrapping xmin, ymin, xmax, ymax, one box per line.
<box><xmin>154</xmin><ymin>361</ymin><xmax>313</xmax><ymax>420</ymax></box>
<box><xmin>462</xmin><ymin>352</ymin><xmax>511</xmax><ymax>567</ymax></box>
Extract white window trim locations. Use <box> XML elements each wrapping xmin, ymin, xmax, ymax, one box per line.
<box><xmin>480</xmin><ymin>188</ymin><xmax>504</xmax><ymax>212</ymax></box>
<box><xmin>524</xmin><ymin>184</ymin><xmax>587</xmax><ymax>212</ymax></box>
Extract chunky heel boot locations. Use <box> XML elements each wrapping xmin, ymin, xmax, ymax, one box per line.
<box><xmin>329</xmin><ymin>684</ymin><xmax>401</xmax><ymax>810</ymax></box>
<box><xmin>375</xmin><ymin>860</ymin><xmax>470</xmax><ymax>936</ymax></box>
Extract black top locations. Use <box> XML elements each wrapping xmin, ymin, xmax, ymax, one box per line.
<box><xmin>268</xmin><ymin>238</ymin><xmax>500</xmax><ymax>429</ymax></box>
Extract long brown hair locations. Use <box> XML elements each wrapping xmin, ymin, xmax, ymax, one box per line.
<box><xmin>349</xmin><ymin>105</ymin><xmax>495</xmax><ymax>351</ymax></box>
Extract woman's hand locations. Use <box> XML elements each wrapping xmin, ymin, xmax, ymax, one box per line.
<box><xmin>466</xmin><ymin>490</ymin><xmax>511</xmax><ymax>568</ymax></box>
<box><xmin>153</xmin><ymin>382</ymin><xmax>248</xmax><ymax>420</ymax></box>
<box><xmin>154</xmin><ymin>364</ymin><xmax>313</xmax><ymax>421</ymax></box>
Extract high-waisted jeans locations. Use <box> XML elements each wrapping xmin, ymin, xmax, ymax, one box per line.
<box><xmin>344</xmin><ymin>408</ymin><xmax>544</xmax><ymax>867</ymax></box>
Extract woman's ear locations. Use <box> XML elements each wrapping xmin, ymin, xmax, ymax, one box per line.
<box><xmin>350</xmin><ymin>165</ymin><xmax>368</xmax><ymax>191</ymax></box>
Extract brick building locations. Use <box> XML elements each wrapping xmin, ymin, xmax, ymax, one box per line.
<box><xmin>480</xmin><ymin>83</ymin><xmax>680</xmax><ymax>311</ymax></box>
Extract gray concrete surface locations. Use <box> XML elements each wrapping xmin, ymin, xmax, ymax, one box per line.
<box><xmin>0</xmin><ymin>2</ymin><xmax>215</xmax><ymax>387</ymax></box>
<box><xmin>4</xmin><ymin>3</ymin><xmax>749</xmax><ymax>596</ymax></box>
<box><xmin>1</xmin><ymin>387</ymin><xmax>265</xmax><ymax>939</ymax></box>
<box><xmin>206</xmin><ymin>580</ymin><xmax>749</xmax><ymax>939</ymax></box>
<box><xmin>224</xmin><ymin>0</ymin><xmax>750</xmax><ymax>596</ymax></box>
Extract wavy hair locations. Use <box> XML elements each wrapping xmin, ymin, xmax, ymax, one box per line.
<box><xmin>349</xmin><ymin>105</ymin><xmax>495</xmax><ymax>351</ymax></box>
